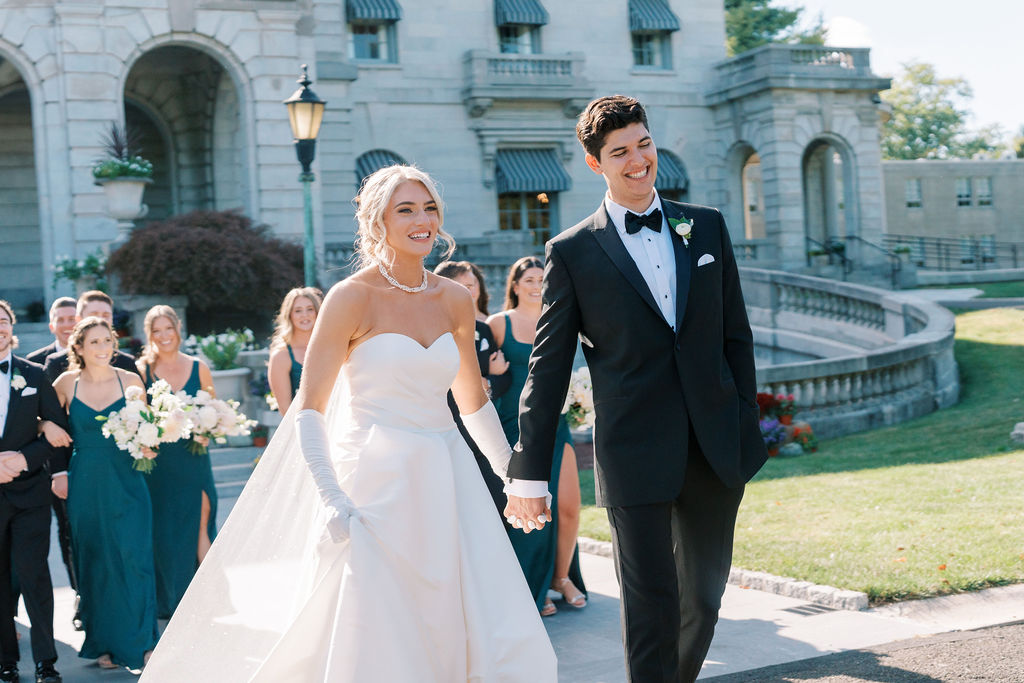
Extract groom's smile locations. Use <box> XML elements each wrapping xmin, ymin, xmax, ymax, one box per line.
<box><xmin>585</xmin><ymin>121</ymin><xmax>659</xmax><ymax>213</ymax></box>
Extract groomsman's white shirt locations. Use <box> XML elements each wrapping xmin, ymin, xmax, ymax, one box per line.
<box><xmin>0</xmin><ymin>352</ymin><xmax>11</xmax><ymax>436</ymax></box>
<box><xmin>507</xmin><ymin>190</ymin><xmax>676</xmax><ymax>499</ymax></box>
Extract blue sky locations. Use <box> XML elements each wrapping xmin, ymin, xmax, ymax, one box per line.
<box><xmin>786</xmin><ymin>0</ymin><xmax>1022</xmax><ymax>137</ymax></box>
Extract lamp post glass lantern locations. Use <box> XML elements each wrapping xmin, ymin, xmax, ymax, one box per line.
<box><xmin>283</xmin><ymin>65</ymin><xmax>326</xmax><ymax>286</ymax></box>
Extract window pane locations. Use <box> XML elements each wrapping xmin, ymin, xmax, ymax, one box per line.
<box><xmin>905</xmin><ymin>178</ymin><xmax>922</xmax><ymax>208</ymax></box>
<box><xmin>498</xmin><ymin>194</ymin><xmax>521</xmax><ymax>232</ymax></box>
<box><xmin>955</xmin><ymin>177</ymin><xmax>972</xmax><ymax>206</ymax></box>
<box><xmin>976</xmin><ymin>177</ymin><xmax>993</xmax><ymax>206</ymax></box>
<box><xmin>632</xmin><ymin>33</ymin><xmax>655</xmax><ymax>66</ymax></box>
<box><xmin>499</xmin><ymin>25</ymin><xmax>533</xmax><ymax>54</ymax></box>
<box><xmin>350</xmin><ymin>23</ymin><xmax>386</xmax><ymax>60</ymax></box>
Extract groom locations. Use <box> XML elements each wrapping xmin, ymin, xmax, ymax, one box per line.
<box><xmin>505</xmin><ymin>95</ymin><xmax>767</xmax><ymax>682</ymax></box>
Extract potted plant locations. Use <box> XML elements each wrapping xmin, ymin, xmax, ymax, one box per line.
<box><xmin>251</xmin><ymin>425</ymin><xmax>269</xmax><ymax>448</ymax></box>
<box><xmin>53</xmin><ymin>248</ymin><xmax>109</xmax><ymax>295</ymax></box>
<box><xmin>774</xmin><ymin>393</ymin><xmax>796</xmax><ymax>425</ymax></box>
<box><xmin>93</xmin><ymin>122</ymin><xmax>153</xmax><ymax>242</ymax></box>
<box><xmin>185</xmin><ymin>329</ymin><xmax>256</xmax><ymax>403</ymax></box>
<box><xmin>759</xmin><ymin>417</ymin><xmax>787</xmax><ymax>457</ymax></box>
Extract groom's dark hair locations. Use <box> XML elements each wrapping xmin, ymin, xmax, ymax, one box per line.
<box><xmin>576</xmin><ymin>95</ymin><xmax>649</xmax><ymax>160</ymax></box>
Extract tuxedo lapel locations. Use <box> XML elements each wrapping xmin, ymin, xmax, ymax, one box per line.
<box><xmin>661</xmin><ymin>200</ymin><xmax>694</xmax><ymax>334</ymax></box>
<box><xmin>1</xmin><ymin>358</ymin><xmax>24</xmax><ymax>442</ymax></box>
<box><xmin>587</xmin><ymin>205</ymin><xmax>665</xmax><ymax>322</ymax></box>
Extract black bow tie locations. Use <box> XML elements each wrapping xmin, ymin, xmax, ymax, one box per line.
<box><xmin>0</xmin><ymin>360</ymin><xmax>8</xmax><ymax>374</ymax></box>
<box><xmin>624</xmin><ymin>208</ymin><xmax>662</xmax><ymax>235</ymax></box>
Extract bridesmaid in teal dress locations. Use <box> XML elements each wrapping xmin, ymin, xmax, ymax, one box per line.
<box><xmin>267</xmin><ymin>287</ymin><xmax>322</xmax><ymax>416</ymax></box>
<box><xmin>136</xmin><ymin>305</ymin><xmax>218</xmax><ymax>619</ymax></box>
<box><xmin>52</xmin><ymin>317</ymin><xmax>158</xmax><ymax>670</ymax></box>
<box><xmin>489</xmin><ymin>257</ymin><xmax>587</xmax><ymax>617</ymax></box>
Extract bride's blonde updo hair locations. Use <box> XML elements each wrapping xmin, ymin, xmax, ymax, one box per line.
<box><xmin>354</xmin><ymin>164</ymin><xmax>455</xmax><ymax>269</ymax></box>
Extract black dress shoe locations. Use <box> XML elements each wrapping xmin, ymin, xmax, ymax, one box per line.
<box><xmin>0</xmin><ymin>663</ymin><xmax>18</xmax><ymax>683</ymax></box>
<box><xmin>33</xmin><ymin>662</ymin><xmax>59</xmax><ymax>683</ymax></box>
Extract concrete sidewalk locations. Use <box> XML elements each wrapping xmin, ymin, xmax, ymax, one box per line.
<box><xmin>16</xmin><ymin>497</ymin><xmax>1024</xmax><ymax>681</ymax></box>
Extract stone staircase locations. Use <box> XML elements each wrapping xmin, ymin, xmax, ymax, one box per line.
<box><xmin>210</xmin><ymin>446</ymin><xmax>260</xmax><ymax>500</ymax></box>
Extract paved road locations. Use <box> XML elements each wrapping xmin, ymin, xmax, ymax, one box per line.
<box><xmin>704</xmin><ymin>622</ymin><xmax>1024</xmax><ymax>682</ymax></box>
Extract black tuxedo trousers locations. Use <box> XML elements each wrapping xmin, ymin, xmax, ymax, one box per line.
<box><xmin>0</xmin><ymin>358</ymin><xmax>65</xmax><ymax>664</ymax></box>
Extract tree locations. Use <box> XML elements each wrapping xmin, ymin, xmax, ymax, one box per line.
<box><xmin>1013</xmin><ymin>125</ymin><xmax>1024</xmax><ymax>159</ymax></box>
<box><xmin>881</xmin><ymin>62</ymin><xmax>1005</xmax><ymax>160</ymax></box>
<box><xmin>725</xmin><ymin>0</ymin><xmax>826</xmax><ymax>57</ymax></box>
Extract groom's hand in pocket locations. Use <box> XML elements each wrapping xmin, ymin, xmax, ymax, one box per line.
<box><xmin>504</xmin><ymin>495</ymin><xmax>551</xmax><ymax>534</ymax></box>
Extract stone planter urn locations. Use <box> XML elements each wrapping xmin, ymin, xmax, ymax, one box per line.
<box><xmin>96</xmin><ymin>177</ymin><xmax>151</xmax><ymax>244</ymax></box>
<box><xmin>73</xmin><ymin>276</ymin><xmax>98</xmax><ymax>296</ymax></box>
<box><xmin>210</xmin><ymin>367</ymin><xmax>251</xmax><ymax>404</ymax></box>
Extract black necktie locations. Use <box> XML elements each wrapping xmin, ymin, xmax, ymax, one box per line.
<box><xmin>0</xmin><ymin>361</ymin><xmax>8</xmax><ymax>374</ymax></box>
<box><xmin>624</xmin><ymin>208</ymin><xmax>662</xmax><ymax>235</ymax></box>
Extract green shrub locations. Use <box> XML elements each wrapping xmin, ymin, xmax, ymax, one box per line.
<box><xmin>107</xmin><ymin>209</ymin><xmax>304</xmax><ymax>316</ymax></box>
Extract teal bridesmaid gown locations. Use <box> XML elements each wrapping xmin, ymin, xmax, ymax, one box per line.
<box><xmin>144</xmin><ymin>361</ymin><xmax>218</xmax><ymax>618</ymax></box>
<box><xmin>286</xmin><ymin>344</ymin><xmax>303</xmax><ymax>398</ymax></box>
<box><xmin>67</xmin><ymin>375</ymin><xmax>159</xmax><ymax>668</ymax></box>
<box><xmin>492</xmin><ymin>313</ymin><xmax>587</xmax><ymax>610</ymax></box>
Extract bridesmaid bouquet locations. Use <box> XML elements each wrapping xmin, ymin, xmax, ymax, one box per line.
<box><xmin>183</xmin><ymin>390</ymin><xmax>258</xmax><ymax>454</ymax></box>
<box><xmin>97</xmin><ymin>380</ymin><xmax>190</xmax><ymax>473</ymax></box>
<box><xmin>562</xmin><ymin>366</ymin><xmax>596</xmax><ymax>429</ymax></box>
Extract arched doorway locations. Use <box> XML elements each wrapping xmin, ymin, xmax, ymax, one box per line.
<box><xmin>124</xmin><ymin>45</ymin><xmax>247</xmax><ymax>220</ymax></box>
<box><xmin>0</xmin><ymin>58</ymin><xmax>41</xmax><ymax>309</ymax></box>
<box><xmin>741</xmin><ymin>152</ymin><xmax>765</xmax><ymax>240</ymax></box>
<box><xmin>802</xmin><ymin>137</ymin><xmax>857</xmax><ymax>251</ymax></box>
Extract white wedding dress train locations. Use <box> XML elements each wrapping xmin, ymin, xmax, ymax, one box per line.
<box><xmin>141</xmin><ymin>332</ymin><xmax>557</xmax><ymax>682</ymax></box>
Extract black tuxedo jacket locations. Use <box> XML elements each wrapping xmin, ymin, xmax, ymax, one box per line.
<box><xmin>509</xmin><ymin>199</ymin><xmax>768</xmax><ymax>507</ymax></box>
<box><xmin>0</xmin><ymin>357</ymin><xmax>68</xmax><ymax>508</ymax></box>
<box><xmin>26</xmin><ymin>341</ymin><xmax>57</xmax><ymax>365</ymax></box>
<box><xmin>44</xmin><ymin>348</ymin><xmax>140</xmax><ymax>383</ymax></box>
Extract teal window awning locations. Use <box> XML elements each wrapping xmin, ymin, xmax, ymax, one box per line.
<box><xmin>629</xmin><ymin>0</ymin><xmax>680</xmax><ymax>32</ymax></box>
<box><xmin>356</xmin><ymin>149</ymin><xmax>406</xmax><ymax>187</ymax></box>
<box><xmin>495</xmin><ymin>0</ymin><xmax>549</xmax><ymax>27</ymax></box>
<box><xmin>655</xmin><ymin>150</ymin><xmax>688</xmax><ymax>192</ymax></box>
<box><xmin>347</xmin><ymin>0</ymin><xmax>402</xmax><ymax>22</ymax></box>
<box><xmin>496</xmin><ymin>149</ymin><xmax>571</xmax><ymax>194</ymax></box>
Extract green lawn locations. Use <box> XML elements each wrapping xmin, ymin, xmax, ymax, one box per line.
<box><xmin>577</xmin><ymin>308</ymin><xmax>1024</xmax><ymax>603</ymax></box>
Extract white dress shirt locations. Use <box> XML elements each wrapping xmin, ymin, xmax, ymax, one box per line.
<box><xmin>604</xmin><ymin>190</ymin><xmax>677</xmax><ymax>330</ymax></box>
<box><xmin>0</xmin><ymin>352</ymin><xmax>11</xmax><ymax>437</ymax></box>
<box><xmin>508</xmin><ymin>191</ymin><xmax>679</xmax><ymax>501</ymax></box>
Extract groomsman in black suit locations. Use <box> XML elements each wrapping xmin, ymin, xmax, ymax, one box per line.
<box><xmin>42</xmin><ymin>291</ymin><xmax>139</xmax><ymax>383</ymax></box>
<box><xmin>24</xmin><ymin>300</ymin><xmax>76</xmax><ymax>367</ymax></box>
<box><xmin>0</xmin><ymin>300</ymin><xmax>64</xmax><ymax>683</ymax></box>
<box><xmin>505</xmin><ymin>95</ymin><xmax>768</xmax><ymax>682</ymax></box>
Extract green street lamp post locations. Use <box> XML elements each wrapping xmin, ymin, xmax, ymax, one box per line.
<box><xmin>283</xmin><ymin>65</ymin><xmax>326</xmax><ymax>287</ymax></box>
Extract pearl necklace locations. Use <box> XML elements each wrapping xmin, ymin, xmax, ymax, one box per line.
<box><xmin>378</xmin><ymin>263</ymin><xmax>429</xmax><ymax>293</ymax></box>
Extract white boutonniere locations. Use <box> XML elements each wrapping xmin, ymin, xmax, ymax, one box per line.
<box><xmin>668</xmin><ymin>216</ymin><xmax>694</xmax><ymax>246</ymax></box>
<box><xmin>10</xmin><ymin>371</ymin><xmax>26</xmax><ymax>391</ymax></box>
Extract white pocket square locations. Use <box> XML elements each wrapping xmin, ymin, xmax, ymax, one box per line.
<box><xmin>479</xmin><ymin>338</ymin><xmax>490</xmax><ymax>352</ymax></box>
<box><xmin>22</xmin><ymin>387</ymin><xmax>37</xmax><ymax>396</ymax></box>
<box><xmin>697</xmin><ymin>254</ymin><xmax>715</xmax><ymax>267</ymax></box>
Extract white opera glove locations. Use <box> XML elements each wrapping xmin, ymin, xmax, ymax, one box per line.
<box><xmin>296</xmin><ymin>409</ymin><xmax>358</xmax><ymax>542</ymax></box>
<box><xmin>460</xmin><ymin>401</ymin><xmax>512</xmax><ymax>481</ymax></box>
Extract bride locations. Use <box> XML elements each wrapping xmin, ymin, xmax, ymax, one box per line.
<box><xmin>141</xmin><ymin>165</ymin><xmax>557</xmax><ymax>682</ymax></box>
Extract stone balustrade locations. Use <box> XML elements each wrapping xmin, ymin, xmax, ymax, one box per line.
<box><xmin>742</xmin><ymin>268</ymin><xmax>958</xmax><ymax>438</ymax></box>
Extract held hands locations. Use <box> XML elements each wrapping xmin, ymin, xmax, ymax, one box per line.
<box><xmin>39</xmin><ymin>420</ymin><xmax>72</xmax><ymax>448</ymax></box>
<box><xmin>504</xmin><ymin>495</ymin><xmax>552</xmax><ymax>534</ymax></box>
<box><xmin>193</xmin><ymin>435</ymin><xmax>210</xmax><ymax>448</ymax></box>
<box><xmin>325</xmin><ymin>497</ymin><xmax>360</xmax><ymax>543</ymax></box>
<box><xmin>488</xmin><ymin>350</ymin><xmax>509</xmax><ymax>376</ymax></box>
<box><xmin>0</xmin><ymin>452</ymin><xmax>27</xmax><ymax>484</ymax></box>
<box><xmin>51</xmin><ymin>475</ymin><xmax>68</xmax><ymax>500</ymax></box>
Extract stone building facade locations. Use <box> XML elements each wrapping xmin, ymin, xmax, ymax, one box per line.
<box><xmin>0</xmin><ymin>0</ymin><xmax>893</xmax><ymax>308</ymax></box>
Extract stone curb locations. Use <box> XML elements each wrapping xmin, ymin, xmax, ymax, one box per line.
<box><xmin>578</xmin><ymin>536</ymin><xmax>870</xmax><ymax>612</ymax></box>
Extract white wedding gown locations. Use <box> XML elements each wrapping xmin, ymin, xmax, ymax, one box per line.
<box><xmin>141</xmin><ymin>332</ymin><xmax>557</xmax><ymax>682</ymax></box>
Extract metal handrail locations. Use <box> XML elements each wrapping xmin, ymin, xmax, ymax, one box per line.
<box><xmin>847</xmin><ymin>235</ymin><xmax>902</xmax><ymax>289</ymax></box>
<box><xmin>805</xmin><ymin>236</ymin><xmax>852</xmax><ymax>276</ymax></box>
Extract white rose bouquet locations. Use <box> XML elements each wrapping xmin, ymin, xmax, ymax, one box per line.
<box><xmin>562</xmin><ymin>366</ymin><xmax>596</xmax><ymax>429</ymax></box>
<box><xmin>183</xmin><ymin>389</ymin><xmax>257</xmax><ymax>454</ymax></box>
<box><xmin>96</xmin><ymin>380</ymin><xmax>188</xmax><ymax>473</ymax></box>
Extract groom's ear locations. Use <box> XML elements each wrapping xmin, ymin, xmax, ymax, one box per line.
<box><xmin>585</xmin><ymin>153</ymin><xmax>603</xmax><ymax>175</ymax></box>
